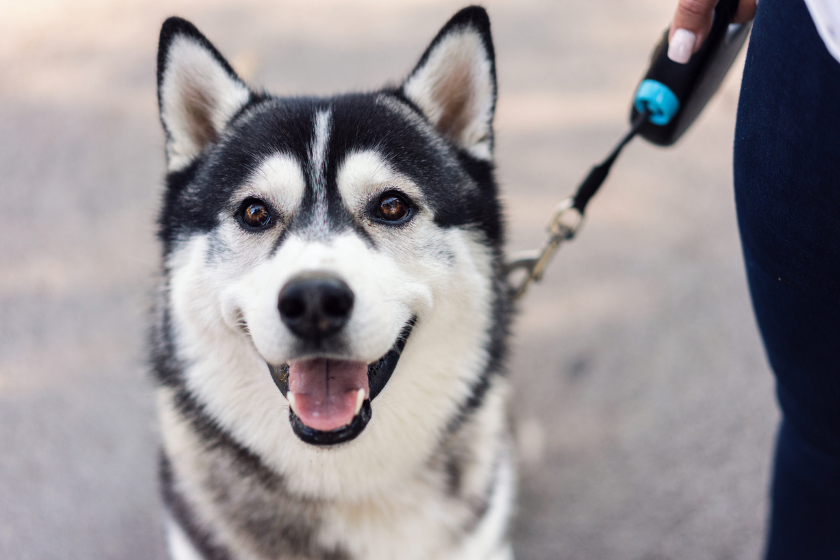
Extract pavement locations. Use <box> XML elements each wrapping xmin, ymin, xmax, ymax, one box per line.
<box><xmin>0</xmin><ymin>0</ymin><xmax>778</xmax><ymax>558</ymax></box>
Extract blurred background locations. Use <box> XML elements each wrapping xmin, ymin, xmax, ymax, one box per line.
<box><xmin>0</xmin><ymin>0</ymin><xmax>777</xmax><ymax>558</ymax></box>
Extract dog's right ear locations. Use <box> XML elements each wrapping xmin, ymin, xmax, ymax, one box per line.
<box><xmin>157</xmin><ymin>17</ymin><xmax>252</xmax><ymax>171</ymax></box>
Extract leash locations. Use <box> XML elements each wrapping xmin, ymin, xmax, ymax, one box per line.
<box><xmin>506</xmin><ymin>109</ymin><xmax>650</xmax><ymax>299</ymax></box>
<box><xmin>506</xmin><ymin>0</ymin><xmax>751</xmax><ymax>300</ymax></box>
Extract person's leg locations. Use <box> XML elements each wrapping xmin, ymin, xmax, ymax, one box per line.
<box><xmin>734</xmin><ymin>0</ymin><xmax>840</xmax><ymax>558</ymax></box>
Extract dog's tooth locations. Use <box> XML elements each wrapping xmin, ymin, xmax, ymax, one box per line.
<box><xmin>287</xmin><ymin>392</ymin><xmax>298</xmax><ymax>414</ymax></box>
<box><xmin>354</xmin><ymin>389</ymin><xmax>365</xmax><ymax>416</ymax></box>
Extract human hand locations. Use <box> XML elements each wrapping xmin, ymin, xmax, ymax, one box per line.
<box><xmin>668</xmin><ymin>0</ymin><xmax>758</xmax><ymax>63</ymax></box>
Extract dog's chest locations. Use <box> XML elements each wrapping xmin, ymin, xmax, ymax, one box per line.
<box><xmin>317</xmin><ymin>478</ymin><xmax>477</xmax><ymax>560</ymax></box>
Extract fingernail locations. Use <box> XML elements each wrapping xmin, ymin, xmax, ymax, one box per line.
<box><xmin>668</xmin><ymin>28</ymin><xmax>697</xmax><ymax>63</ymax></box>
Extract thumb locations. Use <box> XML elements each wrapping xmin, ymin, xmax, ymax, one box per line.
<box><xmin>668</xmin><ymin>0</ymin><xmax>717</xmax><ymax>63</ymax></box>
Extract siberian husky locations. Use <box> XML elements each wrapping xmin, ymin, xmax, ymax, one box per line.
<box><xmin>153</xmin><ymin>7</ymin><xmax>514</xmax><ymax>559</ymax></box>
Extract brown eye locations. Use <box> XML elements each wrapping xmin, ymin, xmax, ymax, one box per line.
<box><xmin>377</xmin><ymin>193</ymin><xmax>410</xmax><ymax>222</ymax></box>
<box><xmin>241</xmin><ymin>199</ymin><xmax>272</xmax><ymax>229</ymax></box>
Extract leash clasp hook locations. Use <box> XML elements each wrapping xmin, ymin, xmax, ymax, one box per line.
<box><xmin>505</xmin><ymin>197</ymin><xmax>583</xmax><ymax>300</ymax></box>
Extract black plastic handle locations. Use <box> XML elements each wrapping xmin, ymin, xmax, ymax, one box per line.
<box><xmin>631</xmin><ymin>0</ymin><xmax>752</xmax><ymax>146</ymax></box>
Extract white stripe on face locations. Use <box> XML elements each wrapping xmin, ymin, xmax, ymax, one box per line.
<box><xmin>308</xmin><ymin>109</ymin><xmax>333</xmax><ymax>237</ymax></box>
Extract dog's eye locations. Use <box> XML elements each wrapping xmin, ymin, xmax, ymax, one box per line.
<box><xmin>376</xmin><ymin>193</ymin><xmax>410</xmax><ymax>222</ymax></box>
<box><xmin>240</xmin><ymin>199</ymin><xmax>272</xmax><ymax>229</ymax></box>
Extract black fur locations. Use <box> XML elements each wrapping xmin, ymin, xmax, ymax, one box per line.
<box><xmin>157</xmin><ymin>94</ymin><xmax>505</xmax><ymax>250</ymax></box>
<box><xmin>159</xmin><ymin>375</ymin><xmax>352</xmax><ymax>559</ymax></box>
<box><xmin>155</xmin><ymin>6</ymin><xmax>505</xmax><ymax>259</ymax></box>
<box><xmin>157</xmin><ymin>17</ymin><xmax>243</xmax><ymax>100</ymax></box>
<box><xmin>154</xmin><ymin>8</ymin><xmax>512</xmax><ymax>425</ymax></box>
<box><xmin>157</xmin><ymin>17</ymin><xmax>255</xmax><ymax>149</ymax></box>
<box><xmin>160</xmin><ymin>453</ymin><xmax>235</xmax><ymax>560</ymax></box>
<box><xmin>152</xmin><ymin>7</ymin><xmax>513</xmax><ymax>557</ymax></box>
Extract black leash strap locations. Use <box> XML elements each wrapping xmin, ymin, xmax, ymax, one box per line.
<box><xmin>506</xmin><ymin>109</ymin><xmax>650</xmax><ymax>299</ymax></box>
<box><xmin>572</xmin><ymin>108</ymin><xmax>650</xmax><ymax>213</ymax></box>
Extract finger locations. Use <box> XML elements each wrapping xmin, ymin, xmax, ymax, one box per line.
<box><xmin>733</xmin><ymin>0</ymin><xmax>758</xmax><ymax>24</ymax></box>
<box><xmin>668</xmin><ymin>0</ymin><xmax>717</xmax><ymax>63</ymax></box>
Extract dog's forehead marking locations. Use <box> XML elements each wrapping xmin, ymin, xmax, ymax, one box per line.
<box><xmin>240</xmin><ymin>153</ymin><xmax>306</xmax><ymax>216</ymax></box>
<box><xmin>307</xmin><ymin>108</ymin><xmax>333</xmax><ymax>239</ymax></box>
<box><xmin>336</xmin><ymin>150</ymin><xmax>424</xmax><ymax>211</ymax></box>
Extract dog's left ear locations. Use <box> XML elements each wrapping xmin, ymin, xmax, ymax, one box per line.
<box><xmin>401</xmin><ymin>6</ymin><xmax>496</xmax><ymax>160</ymax></box>
<box><xmin>157</xmin><ymin>17</ymin><xmax>252</xmax><ymax>171</ymax></box>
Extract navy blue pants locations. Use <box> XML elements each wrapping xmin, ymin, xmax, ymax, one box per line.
<box><xmin>734</xmin><ymin>0</ymin><xmax>840</xmax><ymax>558</ymax></box>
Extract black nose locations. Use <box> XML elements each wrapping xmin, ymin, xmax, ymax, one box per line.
<box><xmin>278</xmin><ymin>275</ymin><xmax>354</xmax><ymax>341</ymax></box>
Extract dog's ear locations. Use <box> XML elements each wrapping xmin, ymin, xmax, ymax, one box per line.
<box><xmin>157</xmin><ymin>17</ymin><xmax>252</xmax><ymax>171</ymax></box>
<box><xmin>401</xmin><ymin>6</ymin><xmax>496</xmax><ymax>160</ymax></box>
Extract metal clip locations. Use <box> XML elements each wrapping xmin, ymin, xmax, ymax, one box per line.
<box><xmin>505</xmin><ymin>197</ymin><xmax>583</xmax><ymax>300</ymax></box>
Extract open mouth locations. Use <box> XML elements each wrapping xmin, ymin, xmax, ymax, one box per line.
<box><xmin>267</xmin><ymin>317</ymin><xmax>416</xmax><ymax>446</ymax></box>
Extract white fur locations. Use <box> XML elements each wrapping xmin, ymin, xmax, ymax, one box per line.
<box><xmin>308</xmin><ymin>109</ymin><xmax>333</xmax><ymax>237</ymax></box>
<box><xmin>240</xmin><ymin>153</ymin><xmax>308</xmax><ymax>219</ymax></box>
<box><xmin>163</xmin><ymin>116</ymin><xmax>502</xmax><ymax>503</ymax></box>
<box><xmin>336</xmin><ymin>150</ymin><xmax>426</xmax><ymax>212</ymax></box>
<box><xmin>159</xmin><ymin>380</ymin><xmax>513</xmax><ymax>560</ymax></box>
<box><xmin>313</xmin><ymin>382</ymin><xmax>515</xmax><ymax>560</ymax></box>
<box><xmin>161</xmin><ymin>206</ymin><xmax>511</xmax><ymax>556</ymax></box>
<box><xmin>159</xmin><ymin>35</ymin><xmax>250</xmax><ymax>171</ymax></box>
<box><xmin>158</xmin><ymin>15</ymin><xmax>512</xmax><ymax>559</ymax></box>
<box><xmin>318</xmin><ymin>432</ymin><xmax>513</xmax><ymax>560</ymax></box>
<box><xmin>403</xmin><ymin>29</ymin><xmax>494</xmax><ymax>160</ymax></box>
<box><xmin>160</xmin><ymin>387</ymin><xmax>276</xmax><ymax>560</ymax></box>
<box><xmin>460</xmin><ymin>441</ymin><xmax>517</xmax><ymax>560</ymax></box>
<box><xmin>168</xmin><ymin>220</ymin><xmax>495</xmax><ymax>500</ymax></box>
<box><xmin>165</xmin><ymin>515</ymin><xmax>206</xmax><ymax>560</ymax></box>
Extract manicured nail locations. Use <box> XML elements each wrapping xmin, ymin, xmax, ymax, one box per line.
<box><xmin>668</xmin><ymin>28</ymin><xmax>697</xmax><ymax>63</ymax></box>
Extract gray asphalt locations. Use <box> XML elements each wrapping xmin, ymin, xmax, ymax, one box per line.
<box><xmin>0</xmin><ymin>1</ymin><xmax>777</xmax><ymax>559</ymax></box>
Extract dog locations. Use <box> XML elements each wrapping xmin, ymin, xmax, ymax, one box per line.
<box><xmin>153</xmin><ymin>6</ymin><xmax>514</xmax><ymax>559</ymax></box>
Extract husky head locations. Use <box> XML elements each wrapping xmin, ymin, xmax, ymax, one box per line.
<box><xmin>155</xmin><ymin>7</ymin><xmax>509</xmax><ymax>497</ymax></box>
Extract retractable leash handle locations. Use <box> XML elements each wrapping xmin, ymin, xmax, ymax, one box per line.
<box><xmin>508</xmin><ymin>0</ymin><xmax>751</xmax><ymax>299</ymax></box>
<box><xmin>632</xmin><ymin>0</ymin><xmax>752</xmax><ymax>145</ymax></box>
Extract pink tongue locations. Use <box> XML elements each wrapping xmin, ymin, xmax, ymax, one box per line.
<box><xmin>288</xmin><ymin>359</ymin><xmax>369</xmax><ymax>432</ymax></box>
